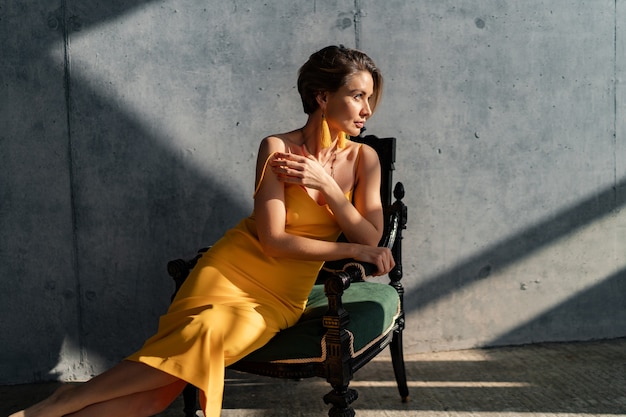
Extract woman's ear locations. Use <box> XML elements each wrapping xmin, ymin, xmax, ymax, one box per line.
<box><xmin>315</xmin><ymin>91</ymin><xmax>328</xmax><ymax>111</ymax></box>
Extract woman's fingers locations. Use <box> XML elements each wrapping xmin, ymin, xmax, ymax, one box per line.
<box><xmin>374</xmin><ymin>248</ymin><xmax>395</xmax><ymax>276</ymax></box>
<box><xmin>271</xmin><ymin>154</ymin><xmax>304</xmax><ymax>172</ymax></box>
<box><xmin>357</xmin><ymin>246</ymin><xmax>395</xmax><ymax>276</ymax></box>
<box><xmin>272</xmin><ymin>152</ymin><xmax>308</xmax><ymax>166</ymax></box>
<box><xmin>270</xmin><ymin>153</ymin><xmax>327</xmax><ymax>188</ymax></box>
<box><xmin>270</xmin><ymin>155</ymin><xmax>302</xmax><ymax>181</ymax></box>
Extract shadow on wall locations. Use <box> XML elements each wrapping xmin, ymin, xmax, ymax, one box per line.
<box><xmin>492</xmin><ymin>265</ymin><xmax>626</xmax><ymax>346</ymax></box>
<box><xmin>405</xmin><ymin>175</ymin><xmax>626</xmax><ymax>346</ymax></box>
<box><xmin>2</xmin><ymin>0</ymin><xmax>250</xmax><ymax>383</ymax></box>
<box><xmin>67</xmin><ymin>0</ymin><xmax>254</xmax><ymax>365</ymax></box>
<box><xmin>68</xmin><ymin>65</ymin><xmax>250</xmax><ymax>362</ymax></box>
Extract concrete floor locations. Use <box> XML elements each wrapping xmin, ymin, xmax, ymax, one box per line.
<box><xmin>3</xmin><ymin>338</ymin><xmax>625</xmax><ymax>417</ymax></box>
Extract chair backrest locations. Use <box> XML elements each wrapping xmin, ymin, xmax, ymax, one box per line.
<box><xmin>351</xmin><ymin>135</ymin><xmax>396</xmax><ymax>207</ymax></box>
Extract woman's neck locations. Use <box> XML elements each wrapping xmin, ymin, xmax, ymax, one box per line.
<box><xmin>299</xmin><ymin>116</ymin><xmax>338</xmax><ymax>156</ymax></box>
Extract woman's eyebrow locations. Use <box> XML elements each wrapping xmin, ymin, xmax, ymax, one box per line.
<box><xmin>349</xmin><ymin>88</ymin><xmax>373</xmax><ymax>97</ymax></box>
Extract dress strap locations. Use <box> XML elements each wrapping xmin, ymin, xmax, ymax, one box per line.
<box><xmin>253</xmin><ymin>151</ymin><xmax>277</xmax><ymax>197</ymax></box>
<box><xmin>353</xmin><ymin>143</ymin><xmax>364</xmax><ymax>178</ymax></box>
<box><xmin>253</xmin><ymin>137</ymin><xmax>297</xmax><ymax>197</ymax></box>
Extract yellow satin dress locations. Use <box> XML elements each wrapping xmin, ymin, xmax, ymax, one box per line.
<box><xmin>126</xmin><ymin>155</ymin><xmax>348</xmax><ymax>416</ymax></box>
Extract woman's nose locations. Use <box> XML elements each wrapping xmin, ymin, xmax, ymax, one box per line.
<box><xmin>362</xmin><ymin>101</ymin><xmax>372</xmax><ymax>118</ymax></box>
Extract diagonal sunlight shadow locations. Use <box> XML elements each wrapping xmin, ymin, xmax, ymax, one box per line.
<box><xmin>61</xmin><ymin>4</ymin><xmax>255</xmax><ymax>365</ymax></box>
<box><xmin>1</xmin><ymin>0</ymin><xmax>252</xmax><ymax>379</ymax></box>
<box><xmin>493</xmin><ymin>265</ymin><xmax>626</xmax><ymax>345</ymax></box>
<box><xmin>405</xmin><ymin>176</ymin><xmax>626</xmax><ymax>321</ymax></box>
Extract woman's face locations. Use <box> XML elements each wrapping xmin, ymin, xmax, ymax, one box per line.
<box><xmin>323</xmin><ymin>70</ymin><xmax>375</xmax><ymax>138</ymax></box>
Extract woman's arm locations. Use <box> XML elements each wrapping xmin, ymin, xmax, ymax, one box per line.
<box><xmin>319</xmin><ymin>144</ymin><xmax>384</xmax><ymax>247</ymax></box>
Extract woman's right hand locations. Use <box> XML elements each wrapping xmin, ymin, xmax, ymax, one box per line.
<box><xmin>353</xmin><ymin>245</ymin><xmax>395</xmax><ymax>276</ymax></box>
<box><xmin>269</xmin><ymin>152</ymin><xmax>333</xmax><ymax>191</ymax></box>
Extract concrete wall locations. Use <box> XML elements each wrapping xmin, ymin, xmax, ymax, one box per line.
<box><xmin>1</xmin><ymin>0</ymin><xmax>624</xmax><ymax>384</ymax></box>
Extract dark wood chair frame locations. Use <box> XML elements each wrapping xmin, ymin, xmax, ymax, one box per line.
<box><xmin>166</xmin><ymin>134</ymin><xmax>408</xmax><ymax>417</ymax></box>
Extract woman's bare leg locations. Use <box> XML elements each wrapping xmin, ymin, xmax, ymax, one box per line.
<box><xmin>63</xmin><ymin>379</ymin><xmax>187</xmax><ymax>417</ymax></box>
<box><xmin>9</xmin><ymin>360</ymin><xmax>181</xmax><ymax>417</ymax></box>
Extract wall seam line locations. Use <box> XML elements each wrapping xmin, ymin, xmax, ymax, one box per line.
<box><xmin>63</xmin><ymin>1</ymin><xmax>85</xmax><ymax>365</ymax></box>
<box><xmin>354</xmin><ymin>0</ymin><xmax>361</xmax><ymax>49</ymax></box>
<box><xmin>614</xmin><ymin>0</ymin><xmax>618</xmax><ymax>208</ymax></box>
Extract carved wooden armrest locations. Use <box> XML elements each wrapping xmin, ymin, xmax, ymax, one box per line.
<box><xmin>166</xmin><ymin>247</ymin><xmax>209</xmax><ymax>299</ymax></box>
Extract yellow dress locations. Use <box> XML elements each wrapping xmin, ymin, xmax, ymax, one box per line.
<box><xmin>126</xmin><ymin>161</ymin><xmax>347</xmax><ymax>416</ymax></box>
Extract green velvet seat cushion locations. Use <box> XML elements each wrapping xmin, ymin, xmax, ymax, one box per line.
<box><xmin>241</xmin><ymin>281</ymin><xmax>400</xmax><ymax>363</ymax></box>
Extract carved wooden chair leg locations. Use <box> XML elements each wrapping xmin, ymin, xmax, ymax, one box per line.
<box><xmin>390</xmin><ymin>330</ymin><xmax>410</xmax><ymax>402</ymax></box>
<box><xmin>323</xmin><ymin>385</ymin><xmax>358</xmax><ymax>417</ymax></box>
<box><xmin>182</xmin><ymin>384</ymin><xmax>199</xmax><ymax>417</ymax></box>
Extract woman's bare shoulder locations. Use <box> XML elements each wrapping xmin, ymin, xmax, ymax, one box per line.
<box><xmin>259</xmin><ymin>131</ymin><xmax>302</xmax><ymax>154</ymax></box>
<box><xmin>346</xmin><ymin>140</ymin><xmax>378</xmax><ymax>164</ymax></box>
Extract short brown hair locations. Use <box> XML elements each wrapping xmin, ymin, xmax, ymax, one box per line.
<box><xmin>297</xmin><ymin>45</ymin><xmax>383</xmax><ymax>115</ymax></box>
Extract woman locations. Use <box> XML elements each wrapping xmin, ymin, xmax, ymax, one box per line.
<box><xmin>11</xmin><ymin>45</ymin><xmax>394</xmax><ymax>417</ymax></box>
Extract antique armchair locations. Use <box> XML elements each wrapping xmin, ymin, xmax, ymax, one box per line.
<box><xmin>167</xmin><ymin>135</ymin><xmax>408</xmax><ymax>417</ymax></box>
